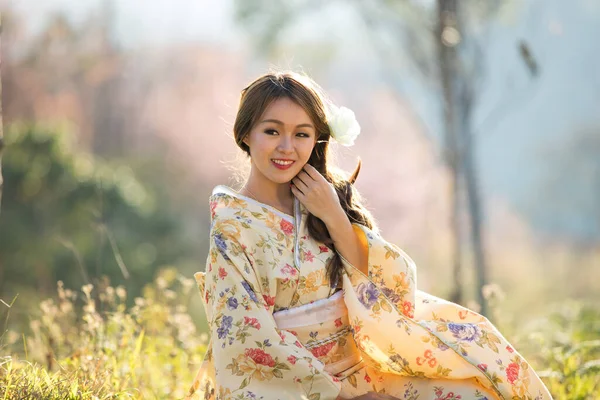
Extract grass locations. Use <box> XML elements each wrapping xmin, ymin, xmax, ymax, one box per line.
<box><xmin>0</xmin><ymin>269</ymin><xmax>207</xmax><ymax>399</ymax></box>
<box><xmin>1</xmin><ymin>272</ymin><xmax>599</xmax><ymax>399</ymax></box>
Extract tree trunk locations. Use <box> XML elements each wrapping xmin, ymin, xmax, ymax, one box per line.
<box><xmin>0</xmin><ymin>16</ymin><xmax>4</xmax><ymax>212</ymax></box>
<box><xmin>0</xmin><ymin>18</ymin><xmax>5</xmax><ymax>286</ymax></box>
<box><xmin>460</xmin><ymin>85</ymin><xmax>489</xmax><ymax>316</ymax></box>
<box><xmin>437</xmin><ymin>0</ymin><xmax>489</xmax><ymax>315</ymax></box>
<box><xmin>436</xmin><ymin>0</ymin><xmax>463</xmax><ymax>305</ymax></box>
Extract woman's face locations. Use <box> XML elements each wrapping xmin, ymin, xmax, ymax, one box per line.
<box><xmin>244</xmin><ymin>97</ymin><xmax>317</xmax><ymax>185</ymax></box>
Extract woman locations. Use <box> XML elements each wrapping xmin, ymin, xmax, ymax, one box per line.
<box><xmin>186</xmin><ymin>71</ymin><xmax>551</xmax><ymax>400</ymax></box>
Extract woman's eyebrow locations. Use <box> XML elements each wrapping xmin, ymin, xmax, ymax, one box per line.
<box><xmin>260</xmin><ymin>119</ymin><xmax>314</xmax><ymax>129</ymax></box>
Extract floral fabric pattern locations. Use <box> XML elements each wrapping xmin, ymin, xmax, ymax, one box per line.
<box><xmin>186</xmin><ymin>186</ymin><xmax>552</xmax><ymax>400</ymax></box>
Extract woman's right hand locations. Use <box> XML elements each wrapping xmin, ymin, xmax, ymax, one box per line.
<box><xmin>336</xmin><ymin>392</ymin><xmax>401</xmax><ymax>400</ymax></box>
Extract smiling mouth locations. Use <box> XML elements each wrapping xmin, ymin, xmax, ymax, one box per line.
<box><xmin>271</xmin><ymin>159</ymin><xmax>295</xmax><ymax>170</ymax></box>
<box><xmin>272</xmin><ymin>159</ymin><xmax>294</xmax><ymax>165</ymax></box>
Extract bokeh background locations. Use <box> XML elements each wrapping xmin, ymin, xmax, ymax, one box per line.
<box><xmin>1</xmin><ymin>0</ymin><xmax>599</xmax><ymax>398</ymax></box>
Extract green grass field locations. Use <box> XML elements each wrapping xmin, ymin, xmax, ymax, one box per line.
<box><xmin>1</xmin><ymin>269</ymin><xmax>598</xmax><ymax>399</ymax></box>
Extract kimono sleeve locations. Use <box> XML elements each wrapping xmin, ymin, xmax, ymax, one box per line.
<box><xmin>201</xmin><ymin>229</ymin><xmax>341</xmax><ymax>400</ymax></box>
<box><xmin>349</xmin><ymin>224</ymin><xmax>417</xmax><ymax>318</ymax></box>
<box><xmin>340</xmin><ymin>224</ymin><xmax>552</xmax><ymax>400</ymax></box>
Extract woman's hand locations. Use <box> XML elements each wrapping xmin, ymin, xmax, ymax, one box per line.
<box><xmin>336</xmin><ymin>392</ymin><xmax>401</xmax><ymax>400</ymax></box>
<box><xmin>290</xmin><ymin>164</ymin><xmax>342</xmax><ymax>224</ymax></box>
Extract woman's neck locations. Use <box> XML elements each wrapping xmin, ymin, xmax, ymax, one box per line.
<box><xmin>240</xmin><ymin>177</ymin><xmax>294</xmax><ymax>214</ymax></box>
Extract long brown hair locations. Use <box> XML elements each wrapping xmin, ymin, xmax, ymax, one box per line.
<box><xmin>233</xmin><ymin>71</ymin><xmax>377</xmax><ymax>287</ymax></box>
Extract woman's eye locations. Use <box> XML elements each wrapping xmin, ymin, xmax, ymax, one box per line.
<box><xmin>264</xmin><ymin>129</ymin><xmax>310</xmax><ymax>138</ymax></box>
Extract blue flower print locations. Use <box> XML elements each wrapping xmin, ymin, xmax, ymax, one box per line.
<box><xmin>227</xmin><ymin>297</ymin><xmax>238</xmax><ymax>310</ymax></box>
<box><xmin>241</xmin><ymin>281</ymin><xmax>259</xmax><ymax>303</ymax></box>
<box><xmin>217</xmin><ymin>315</ymin><xmax>233</xmax><ymax>339</ymax></box>
<box><xmin>214</xmin><ymin>233</ymin><xmax>230</xmax><ymax>261</ymax></box>
<box><xmin>357</xmin><ymin>282</ymin><xmax>380</xmax><ymax>309</ymax></box>
<box><xmin>448</xmin><ymin>322</ymin><xmax>482</xmax><ymax>342</ymax></box>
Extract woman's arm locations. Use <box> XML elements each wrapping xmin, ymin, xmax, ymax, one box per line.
<box><xmin>322</xmin><ymin>207</ymin><xmax>369</xmax><ymax>275</ymax></box>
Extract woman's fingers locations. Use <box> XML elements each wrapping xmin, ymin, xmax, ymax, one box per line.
<box><xmin>291</xmin><ymin>176</ymin><xmax>309</xmax><ymax>192</ymax></box>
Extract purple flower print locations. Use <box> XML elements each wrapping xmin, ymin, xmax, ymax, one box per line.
<box><xmin>217</xmin><ymin>315</ymin><xmax>233</xmax><ymax>339</ymax></box>
<box><xmin>389</xmin><ymin>354</ymin><xmax>409</xmax><ymax>366</ymax></box>
<box><xmin>227</xmin><ymin>297</ymin><xmax>238</xmax><ymax>310</ymax></box>
<box><xmin>241</xmin><ymin>281</ymin><xmax>259</xmax><ymax>303</ymax></box>
<box><xmin>437</xmin><ymin>342</ymin><xmax>450</xmax><ymax>351</ymax></box>
<box><xmin>357</xmin><ymin>282</ymin><xmax>380</xmax><ymax>309</ymax></box>
<box><xmin>214</xmin><ymin>233</ymin><xmax>230</xmax><ymax>261</ymax></box>
<box><xmin>381</xmin><ymin>287</ymin><xmax>401</xmax><ymax>304</ymax></box>
<box><xmin>448</xmin><ymin>322</ymin><xmax>482</xmax><ymax>342</ymax></box>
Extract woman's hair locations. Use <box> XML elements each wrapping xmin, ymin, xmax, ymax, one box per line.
<box><xmin>233</xmin><ymin>71</ymin><xmax>377</xmax><ymax>287</ymax></box>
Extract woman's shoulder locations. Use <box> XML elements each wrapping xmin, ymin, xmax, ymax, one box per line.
<box><xmin>208</xmin><ymin>185</ymin><xmax>248</xmax><ymax>219</ymax></box>
<box><xmin>209</xmin><ymin>184</ymin><xmax>239</xmax><ymax>203</ymax></box>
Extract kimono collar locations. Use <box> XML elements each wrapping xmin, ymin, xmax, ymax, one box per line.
<box><xmin>211</xmin><ymin>185</ymin><xmax>295</xmax><ymax>222</ymax></box>
<box><xmin>211</xmin><ymin>185</ymin><xmax>303</xmax><ymax>270</ymax></box>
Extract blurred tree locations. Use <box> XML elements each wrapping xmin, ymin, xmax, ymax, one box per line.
<box><xmin>535</xmin><ymin>126</ymin><xmax>600</xmax><ymax>241</ymax></box>
<box><xmin>0</xmin><ymin>123</ymin><xmax>194</xmax><ymax>304</ymax></box>
<box><xmin>234</xmin><ymin>0</ymin><xmax>539</xmax><ymax>316</ymax></box>
<box><xmin>1</xmin><ymin>15</ymin><xmax>4</xmax><ymax>215</ymax></box>
<box><xmin>2</xmin><ymin>9</ymin><xmax>135</xmax><ymax>158</ymax></box>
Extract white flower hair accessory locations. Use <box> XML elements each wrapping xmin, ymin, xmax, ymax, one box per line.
<box><xmin>326</xmin><ymin>104</ymin><xmax>361</xmax><ymax>146</ymax></box>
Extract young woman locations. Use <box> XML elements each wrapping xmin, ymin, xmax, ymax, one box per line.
<box><xmin>186</xmin><ymin>72</ymin><xmax>551</xmax><ymax>400</ymax></box>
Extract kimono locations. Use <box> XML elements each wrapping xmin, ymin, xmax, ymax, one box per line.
<box><xmin>186</xmin><ymin>185</ymin><xmax>551</xmax><ymax>400</ymax></box>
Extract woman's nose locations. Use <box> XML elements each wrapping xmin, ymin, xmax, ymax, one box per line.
<box><xmin>277</xmin><ymin>135</ymin><xmax>294</xmax><ymax>152</ymax></box>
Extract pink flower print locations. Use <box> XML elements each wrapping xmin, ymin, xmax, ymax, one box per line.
<box><xmin>417</xmin><ymin>349</ymin><xmax>437</xmax><ymax>368</ymax></box>
<box><xmin>263</xmin><ymin>294</ymin><xmax>276</xmax><ymax>308</ymax></box>
<box><xmin>334</xmin><ymin>318</ymin><xmax>343</xmax><ymax>328</ymax></box>
<box><xmin>506</xmin><ymin>362</ymin><xmax>520</xmax><ymax>385</ymax></box>
<box><xmin>310</xmin><ymin>341</ymin><xmax>336</xmax><ymax>358</ymax></box>
<box><xmin>304</xmin><ymin>250</ymin><xmax>315</xmax><ymax>262</ymax></box>
<box><xmin>243</xmin><ymin>316</ymin><xmax>261</xmax><ymax>330</ymax></box>
<box><xmin>287</xmin><ymin>355</ymin><xmax>297</xmax><ymax>365</ymax></box>
<box><xmin>402</xmin><ymin>300</ymin><xmax>415</xmax><ymax>318</ymax></box>
<box><xmin>506</xmin><ymin>345</ymin><xmax>514</xmax><ymax>353</ymax></box>
<box><xmin>209</xmin><ymin>200</ymin><xmax>218</xmax><ymax>218</ymax></box>
<box><xmin>289</xmin><ymin>330</ymin><xmax>298</xmax><ymax>337</ymax></box>
<box><xmin>281</xmin><ymin>263</ymin><xmax>297</xmax><ymax>277</ymax></box>
<box><xmin>244</xmin><ymin>348</ymin><xmax>275</xmax><ymax>367</ymax></box>
<box><xmin>280</xmin><ymin>219</ymin><xmax>294</xmax><ymax>236</ymax></box>
<box><xmin>218</xmin><ymin>267</ymin><xmax>227</xmax><ymax>280</ymax></box>
<box><xmin>318</xmin><ymin>245</ymin><xmax>329</xmax><ymax>253</ymax></box>
<box><xmin>477</xmin><ymin>363</ymin><xmax>488</xmax><ymax>372</ymax></box>
<box><xmin>364</xmin><ymin>373</ymin><xmax>371</xmax><ymax>383</ymax></box>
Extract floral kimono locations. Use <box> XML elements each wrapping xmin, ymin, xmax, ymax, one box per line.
<box><xmin>187</xmin><ymin>185</ymin><xmax>551</xmax><ymax>400</ymax></box>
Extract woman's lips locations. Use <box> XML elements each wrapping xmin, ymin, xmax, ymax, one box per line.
<box><xmin>271</xmin><ymin>159</ymin><xmax>295</xmax><ymax>170</ymax></box>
